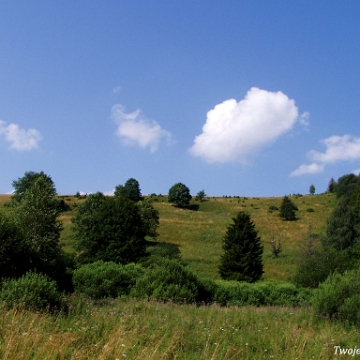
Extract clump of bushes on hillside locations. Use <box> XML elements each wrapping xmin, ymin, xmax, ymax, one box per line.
<box><xmin>0</xmin><ymin>271</ymin><xmax>64</xmax><ymax>312</ymax></box>
<box><xmin>213</xmin><ymin>281</ymin><xmax>311</xmax><ymax>307</ymax></box>
<box><xmin>130</xmin><ymin>256</ymin><xmax>213</xmax><ymax>304</ymax></box>
<box><xmin>73</xmin><ymin>261</ymin><xmax>144</xmax><ymax>299</ymax></box>
<box><xmin>312</xmin><ymin>268</ymin><xmax>360</xmax><ymax>326</ymax></box>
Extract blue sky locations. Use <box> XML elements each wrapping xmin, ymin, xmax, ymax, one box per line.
<box><xmin>1</xmin><ymin>1</ymin><xmax>360</xmax><ymax>197</ymax></box>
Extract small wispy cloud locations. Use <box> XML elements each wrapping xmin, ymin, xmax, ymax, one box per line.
<box><xmin>299</xmin><ymin>111</ymin><xmax>310</xmax><ymax>127</ymax></box>
<box><xmin>291</xmin><ymin>135</ymin><xmax>360</xmax><ymax>176</ymax></box>
<box><xmin>111</xmin><ymin>104</ymin><xmax>173</xmax><ymax>153</ymax></box>
<box><xmin>0</xmin><ymin>120</ymin><xmax>41</xmax><ymax>151</ymax></box>
<box><xmin>113</xmin><ymin>86</ymin><xmax>121</xmax><ymax>94</ymax></box>
<box><xmin>189</xmin><ymin>87</ymin><xmax>300</xmax><ymax>163</ymax></box>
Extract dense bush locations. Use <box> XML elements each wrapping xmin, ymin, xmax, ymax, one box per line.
<box><xmin>131</xmin><ymin>257</ymin><xmax>208</xmax><ymax>303</ymax></box>
<box><xmin>293</xmin><ymin>248</ymin><xmax>357</xmax><ymax>288</ymax></box>
<box><xmin>73</xmin><ymin>261</ymin><xmax>143</xmax><ymax>299</ymax></box>
<box><xmin>268</xmin><ymin>205</ymin><xmax>279</xmax><ymax>213</ymax></box>
<box><xmin>213</xmin><ymin>281</ymin><xmax>311</xmax><ymax>307</ymax></box>
<box><xmin>0</xmin><ymin>271</ymin><xmax>63</xmax><ymax>311</ymax></box>
<box><xmin>0</xmin><ymin>211</ymin><xmax>32</xmax><ymax>279</ymax></box>
<box><xmin>312</xmin><ymin>268</ymin><xmax>360</xmax><ymax>325</ymax></box>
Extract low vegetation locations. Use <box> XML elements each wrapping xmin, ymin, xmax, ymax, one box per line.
<box><xmin>0</xmin><ymin>172</ymin><xmax>360</xmax><ymax>359</ymax></box>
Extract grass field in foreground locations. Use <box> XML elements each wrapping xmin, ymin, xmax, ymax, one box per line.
<box><xmin>1</xmin><ymin>299</ymin><xmax>358</xmax><ymax>360</ymax></box>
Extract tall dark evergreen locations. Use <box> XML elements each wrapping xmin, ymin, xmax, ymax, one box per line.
<box><xmin>324</xmin><ymin>198</ymin><xmax>356</xmax><ymax>250</ymax></box>
<box><xmin>219</xmin><ymin>211</ymin><xmax>263</xmax><ymax>282</ymax></box>
<box><xmin>280</xmin><ymin>196</ymin><xmax>298</xmax><ymax>221</ymax></box>
<box><xmin>327</xmin><ymin>178</ymin><xmax>336</xmax><ymax>193</ymax></box>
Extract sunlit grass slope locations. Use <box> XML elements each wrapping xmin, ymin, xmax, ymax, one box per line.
<box><xmin>50</xmin><ymin>192</ymin><xmax>337</xmax><ymax>282</ymax></box>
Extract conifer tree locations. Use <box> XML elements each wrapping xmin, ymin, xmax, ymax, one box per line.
<box><xmin>219</xmin><ymin>211</ymin><xmax>263</xmax><ymax>282</ymax></box>
<box><xmin>280</xmin><ymin>196</ymin><xmax>298</xmax><ymax>221</ymax></box>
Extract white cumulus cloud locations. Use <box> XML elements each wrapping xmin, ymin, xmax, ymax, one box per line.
<box><xmin>290</xmin><ymin>163</ymin><xmax>325</xmax><ymax>177</ymax></box>
<box><xmin>111</xmin><ymin>104</ymin><xmax>172</xmax><ymax>153</ymax></box>
<box><xmin>189</xmin><ymin>87</ymin><xmax>299</xmax><ymax>163</ymax></box>
<box><xmin>291</xmin><ymin>135</ymin><xmax>360</xmax><ymax>176</ymax></box>
<box><xmin>0</xmin><ymin>120</ymin><xmax>41</xmax><ymax>151</ymax></box>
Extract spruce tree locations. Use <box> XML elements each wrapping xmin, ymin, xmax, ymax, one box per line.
<box><xmin>219</xmin><ymin>211</ymin><xmax>263</xmax><ymax>282</ymax></box>
<box><xmin>280</xmin><ymin>196</ymin><xmax>298</xmax><ymax>221</ymax></box>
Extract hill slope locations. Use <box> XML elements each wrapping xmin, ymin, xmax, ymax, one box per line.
<box><xmin>48</xmin><ymin>192</ymin><xmax>337</xmax><ymax>282</ymax></box>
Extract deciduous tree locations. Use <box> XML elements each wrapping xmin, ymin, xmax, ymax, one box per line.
<box><xmin>72</xmin><ymin>193</ymin><xmax>146</xmax><ymax>264</ymax></box>
<box><xmin>168</xmin><ymin>183</ymin><xmax>192</xmax><ymax>207</ymax></box>
<box><xmin>114</xmin><ymin>178</ymin><xmax>141</xmax><ymax>201</ymax></box>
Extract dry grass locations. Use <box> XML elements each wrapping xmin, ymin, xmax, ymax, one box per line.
<box><xmin>1</xmin><ymin>299</ymin><xmax>357</xmax><ymax>360</ymax></box>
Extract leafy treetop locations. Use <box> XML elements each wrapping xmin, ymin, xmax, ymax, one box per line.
<box><xmin>168</xmin><ymin>183</ymin><xmax>192</xmax><ymax>208</ymax></box>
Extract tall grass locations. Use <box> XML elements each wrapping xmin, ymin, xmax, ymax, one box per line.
<box><xmin>1</xmin><ymin>299</ymin><xmax>357</xmax><ymax>360</ymax></box>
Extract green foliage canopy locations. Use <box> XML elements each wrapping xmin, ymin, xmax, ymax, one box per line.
<box><xmin>72</xmin><ymin>193</ymin><xmax>147</xmax><ymax>264</ymax></box>
<box><xmin>10</xmin><ymin>175</ymin><xmax>63</xmax><ymax>277</ymax></box>
<box><xmin>12</xmin><ymin>171</ymin><xmax>55</xmax><ymax>203</ymax></box>
<box><xmin>136</xmin><ymin>199</ymin><xmax>159</xmax><ymax>239</ymax></box>
<box><xmin>168</xmin><ymin>182</ymin><xmax>192</xmax><ymax>207</ymax></box>
<box><xmin>114</xmin><ymin>178</ymin><xmax>141</xmax><ymax>201</ymax></box>
<box><xmin>195</xmin><ymin>190</ymin><xmax>206</xmax><ymax>202</ymax></box>
<box><xmin>73</xmin><ymin>261</ymin><xmax>143</xmax><ymax>299</ymax></box>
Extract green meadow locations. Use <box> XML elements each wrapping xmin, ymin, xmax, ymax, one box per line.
<box><xmin>59</xmin><ymin>192</ymin><xmax>337</xmax><ymax>282</ymax></box>
<box><xmin>1</xmin><ymin>192</ymin><xmax>358</xmax><ymax>360</ymax></box>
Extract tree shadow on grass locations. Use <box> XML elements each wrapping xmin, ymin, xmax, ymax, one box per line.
<box><xmin>145</xmin><ymin>240</ymin><xmax>181</xmax><ymax>260</ymax></box>
<box><xmin>170</xmin><ymin>203</ymin><xmax>200</xmax><ymax>211</ymax></box>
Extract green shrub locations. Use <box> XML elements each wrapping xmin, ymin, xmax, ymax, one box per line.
<box><xmin>213</xmin><ymin>281</ymin><xmax>311</xmax><ymax>307</ymax></box>
<box><xmin>131</xmin><ymin>258</ymin><xmax>205</xmax><ymax>303</ymax></box>
<box><xmin>312</xmin><ymin>268</ymin><xmax>360</xmax><ymax>325</ymax></box>
<box><xmin>293</xmin><ymin>248</ymin><xmax>357</xmax><ymax>288</ymax></box>
<box><xmin>268</xmin><ymin>205</ymin><xmax>279</xmax><ymax>213</ymax></box>
<box><xmin>73</xmin><ymin>261</ymin><xmax>143</xmax><ymax>299</ymax></box>
<box><xmin>306</xmin><ymin>208</ymin><xmax>315</xmax><ymax>212</ymax></box>
<box><xmin>0</xmin><ymin>271</ymin><xmax>63</xmax><ymax>311</ymax></box>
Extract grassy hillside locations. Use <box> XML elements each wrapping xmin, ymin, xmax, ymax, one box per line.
<box><xmin>1</xmin><ymin>192</ymin><xmax>336</xmax><ymax>282</ymax></box>
<box><xmin>2</xmin><ymin>192</ymin><xmax>358</xmax><ymax>360</ymax></box>
<box><xmin>51</xmin><ymin>192</ymin><xmax>337</xmax><ymax>282</ymax></box>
